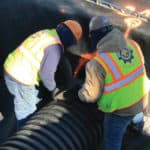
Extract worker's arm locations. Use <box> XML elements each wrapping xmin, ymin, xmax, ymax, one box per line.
<box><xmin>78</xmin><ymin>59</ymin><xmax>106</xmax><ymax>103</ymax></box>
<box><xmin>39</xmin><ymin>44</ymin><xmax>62</xmax><ymax>91</ymax></box>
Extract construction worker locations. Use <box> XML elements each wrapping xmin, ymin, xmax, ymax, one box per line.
<box><xmin>3</xmin><ymin>19</ymin><xmax>82</xmax><ymax>129</ymax></box>
<box><xmin>73</xmin><ymin>16</ymin><xmax>149</xmax><ymax>150</ymax></box>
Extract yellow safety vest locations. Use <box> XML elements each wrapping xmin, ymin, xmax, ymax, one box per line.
<box><xmin>4</xmin><ymin>29</ymin><xmax>62</xmax><ymax>85</ymax></box>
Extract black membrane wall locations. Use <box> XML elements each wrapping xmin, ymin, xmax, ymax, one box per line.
<box><xmin>0</xmin><ymin>0</ymin><xmax>150</xmax><ymax>76</ymax></box>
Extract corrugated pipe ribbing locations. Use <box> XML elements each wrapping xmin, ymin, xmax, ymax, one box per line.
<box><xmin>0</xmin><ymin>100</ymin><xmax>102</xmax><ymax>150</ymax></box>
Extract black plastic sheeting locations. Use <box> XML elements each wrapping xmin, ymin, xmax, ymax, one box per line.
<box><xmin>0</xmin><ymin>100</ymin><xmax>102</xmax><ymax>150</ymax></box>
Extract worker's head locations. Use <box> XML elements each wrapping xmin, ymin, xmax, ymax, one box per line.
<box><xmin>56</xmin><ymin>20</ymin><xmax>82</xmax><ymax>48</ymax></box>
<box><xmin>89</xmin><ymin>15</ymin><xmax>113</xmax><ymax>50</ymax></box>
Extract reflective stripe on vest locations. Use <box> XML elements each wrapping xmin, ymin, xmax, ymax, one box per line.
<box><xmin>95</xmin><ymin>53</ymin><xmax>123</xmax><ymax>80</ymax></box>
<box><xmin>18</xmin><ymin>45</ymin><xmax>40</xmax><ymax>69</ymax></box>
<box><xmin>94</xmin><ymin>40</ymin><xmax>148</xmax><ymax>112</ymax></box>
<box><xmin>95</xmin><ymin>54</ymin><xmax>145</xmax><ymax>94</ymax></box>
<box><xmin>4</xmin><ymin>29</ymin><xmax>62</xmax><ymax>85</ymax></box>
<box><xmin>18</xmin><ymin>35</ymin><xmax>61</xmax><ymax>70</ymax></box>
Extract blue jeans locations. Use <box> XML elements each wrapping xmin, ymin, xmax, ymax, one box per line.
<box><xmin>103</xmin><ymin>113</ymin><xmax>134</xmax><ymax>150</ymax></box>
<box><xmin>4</xmin><ymin>73</ymin><xmax>40</xmax><ymax>121</ymax></box>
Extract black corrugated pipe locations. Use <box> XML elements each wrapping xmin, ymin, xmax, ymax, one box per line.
<box><xmin>0</xmin><ymin>100</ymin><xmax>103</xmax><ymax>150</ymax></box>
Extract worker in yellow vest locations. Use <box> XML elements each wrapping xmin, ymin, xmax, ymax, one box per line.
<box><xmin>75</xmin><ymin>16</ymin><xmax>149</xmax><ymax>150</ymax></box>
<box><xmin>3</xmin><ymin>19</ymin><xmax>82</xmax><ymax>129</ymax></box>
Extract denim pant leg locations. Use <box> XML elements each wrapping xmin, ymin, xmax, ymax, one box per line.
<box><xmin>4</xmin><ymin>74</ymin><xmax>40</xmax><ymax>121</ymax></box>
<box><xmin>103</xmin><ymin>113</ymin><xmax>134</xmax><ymax>150</ymax></box>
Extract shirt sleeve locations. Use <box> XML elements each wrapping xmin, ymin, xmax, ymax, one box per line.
<box><xmin>78</xmin><ymin>59</ymin><xmax>106</xmax><ymax>103</ymax></box>
<box><xmin>39</xmin><ymin>44</ymin><xmax>63</xmax><ymax>91</ymax></box>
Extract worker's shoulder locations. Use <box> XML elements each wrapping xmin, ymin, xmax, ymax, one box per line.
<box><xmin>87</xmin><ymin>58</ymin><xmax>103</xmax><ymax>70</ymax></box>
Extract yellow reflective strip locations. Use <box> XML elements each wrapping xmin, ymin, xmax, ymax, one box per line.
<box><xmin>18</xmin><ymin>45</ymin><xmax>40</xmax><ymax>69</ymax></box>
<box><xmin>32</xmin><ymin>37</ymin><xmax>59</xmax><ymax>53</ymax></box>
